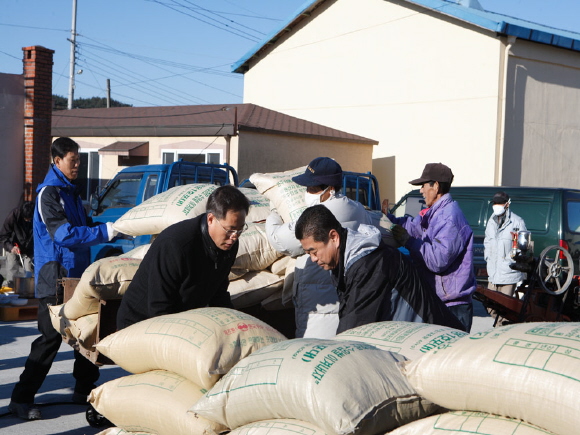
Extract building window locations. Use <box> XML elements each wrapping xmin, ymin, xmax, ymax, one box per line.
<box><xmin>162</xmin><ymin>150</ymin><xmax>223</xmax><ymax>165</ymax></box>
<box><xmin>78</xmin><ymin>151</ymin><xmax>100</xmax><ymax>201</ymax></box>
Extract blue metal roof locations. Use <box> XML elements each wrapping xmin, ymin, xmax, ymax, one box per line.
<box><xmin>232</xmin><ymin>0</ymin><xmax>580</xmax><ymax>74</ymax></box>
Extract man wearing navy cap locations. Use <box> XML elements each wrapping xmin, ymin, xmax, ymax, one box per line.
<box><xmin>266</xmin><ymin>157</ymin><xmax>372</xmax><ymax>337</ymax></box>
<box><xmin>387</xmin><ymin>162</ymin><xmax>477</xmax><ymax>332</ymax></box>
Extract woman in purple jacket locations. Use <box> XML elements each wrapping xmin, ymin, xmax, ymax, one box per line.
<box><xmin>388</xmin><ymin>163</ymin><xmax>477</xmax><ymax>332</ymax></box>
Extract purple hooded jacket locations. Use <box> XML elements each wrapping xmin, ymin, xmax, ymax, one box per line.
<box><xmin>389</xmin><ymin>193</ymin><xmax>476</xmax><ymax>306</ymax></box>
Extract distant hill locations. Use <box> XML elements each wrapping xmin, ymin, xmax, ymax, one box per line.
<box><xmin>53</xmin><ymin>95</ymin><xmax>132</xmax><ymax>110</ymax></box>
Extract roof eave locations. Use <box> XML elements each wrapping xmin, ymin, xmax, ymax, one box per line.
<box><xmin>232</xmin><ymin>0</ymin><xmax>323</xmax><ymax>74</ymax></box>
<box><xmin>239</xmin><ymin>125</ymin><xmax>378</xmax><ymax>145</ymax></box>
<box><xmin>52</xmin><ymin>124</ymin><xmax>236</xmax><ymax>138</ymax></box>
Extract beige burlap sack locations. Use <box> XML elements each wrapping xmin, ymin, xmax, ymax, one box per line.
<box><xmin>335</xmin><ymin>321</ymin><xmax>467</xmax><ymax>360</ymax></box>
<box><xmin>95</xmin><ymin>428</ymin><xmax>151</xmax><ymax>435</ymax></box>
<box><xmin>229</xmin><ymin>271</ymin><xmax>283</xmax><ymax>309</ymax></box>
<box><xmin>249</xmin><ymin>167</ymin><xmax>307</xmax><ymax>223</ymax></box>
<box><xmin>281</xmin><ymin>256</ymin><xmax>296</xmax><ymax>305</ymax></box>
<box><xmin>190</xmin><ymin>338</ymin><xmax>442</xmax><ymax>435</ymax></box>
<box><xmin>90</xmin><ymin>370</ymin><xmax>225</xmax><ymax>435</ymax></box>
<box><xmin>95</xmin><ymin>307</ymin><xmax>287</xmax><ymax>389</ymax></box>
<box><xmin>404</xmin><ymin>322</ymin><xmax>580</xmax><ymax>435</ymax></box>
<box><xmin>240</xmin><ymin>187</ymin><xmax>271</xmax><ymax>223</ymax></box>
<box><xmin>49</xmin><ymin>304</ymin><xmax>99</xmax><ymax>349</ymax></box>
<box><xmin>63</xmin><ymin>257</ymin><xmax>141</xmax><ymax>320</ymax></box>
<box><xmin>228</xmin><ymin>419</ymin><xmax>327</xmax><ymax>435</ymax></box>
<box><xmin>228</xmin><ymin>268</ymin><xmax>248</xmax><ymax>281</ymax></box>
<box><xmin>112</xmin><ymin>184</ymin><xmax>216</xmax><ymax>236</ymax></box>
<box><xmin>118</xmin><ymin>244</ymin><xmax>151</xmax><ymax>260</ymax></box>
<box><xmin>233</xmin><ymin>223</ymin><xmax>282</xmax><ymax>271</ymax></box>
<box><xmin>261</xmin><ymin>289</ymin><xmax>285</xmax><ymax>311</ymax></box>
<box><xmin>269</xmin><ymin>255</ymin><xmax>293</xmax><ymax>276</ymax></box>
<box><xmin>387</xmin><ymin>410</ymin><xmax>557</xmax><ymax>435</ymax></box>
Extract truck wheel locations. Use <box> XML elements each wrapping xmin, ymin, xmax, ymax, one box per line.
<box><xmin>537</xmin><ymin>245</ymin><xmax>574</xmax><ymax>296</ymax></box>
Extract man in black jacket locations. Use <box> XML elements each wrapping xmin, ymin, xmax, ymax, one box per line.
<box><xmin>295</xmin><ymin>205</ymin><xmax>465</xmax><ymax>333</ymax></box>
<box><xmin>0</xmin><ymin>201</ymin><xmax>34</xmax><ymax>287</ymax></box>
<box><xmin>117</xmin><ymin>185</ymin><xmax>250</xmax><ymax>329</ymax></box>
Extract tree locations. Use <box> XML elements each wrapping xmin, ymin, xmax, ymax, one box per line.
<box><xmin>53</xmin><ymin>95</ymin><xmax>132</xmax><ymax>110</ymax></box>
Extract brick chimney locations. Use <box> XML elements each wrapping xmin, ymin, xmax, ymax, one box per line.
<box><xmin>23</xmin><ymin>46</ymin><xmax>54</xmax><ymax>201</ymax></box>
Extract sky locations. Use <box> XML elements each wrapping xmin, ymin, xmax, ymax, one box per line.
<box><xmin>2</xmin><ymin>0</ymin><xmax>580</xmax><ymax>108</ymax></box>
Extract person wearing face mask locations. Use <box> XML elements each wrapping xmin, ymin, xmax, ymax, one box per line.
<box><xmin>483</xmin><ymin>191</ymin><xmax>526</xmax><ymax>325</ymax></box>
<box><xmin>265</xmin><ymin>157</ymin><xmax>372</xmax><ymax>338</ymax></box>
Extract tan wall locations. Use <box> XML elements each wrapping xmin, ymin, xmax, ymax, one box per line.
<box><xmin>241</xmin><ymin>0</ymin><xmax>502</xmax><ymax>202</ymax></box>
<box><xmin>237</xmin><ymin>131</ymin><xmax>373</xmax><ymax>182</ymax></box>
<box><xmin>70</xmin><ymin>136</ymin><xmax>227</xmax><ymax>181</ymax></box>
<box><xmin>0</xmin><ymin>73</ymin><xmax>25</xmax><ymax>219</ymax></box>
<box><xmin>503</xmin><ymin>39</ymin><xmax>580</xmax><ymax>188</ymax></box>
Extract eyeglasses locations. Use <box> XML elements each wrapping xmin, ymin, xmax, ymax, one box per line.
<box><xmin>215</xmin><ymin>219</ymin><xmax>248</xmax><ymax>238</ymax></box>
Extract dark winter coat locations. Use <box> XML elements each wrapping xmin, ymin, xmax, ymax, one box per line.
<box><xmin>0</xmin><ymin>206</ymin><xmax>33</xmax><ymax>257</ymax></box>
<box><xmin>332</xmin><ymin>225</ymin><xmax>465</xmax><ymax>334</ymax></box>
<box><xmin>116</xmin><ymin>213</ymin><xmax>237</xmax><ymax>329</ymax></box>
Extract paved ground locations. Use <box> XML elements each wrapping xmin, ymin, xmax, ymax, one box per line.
<box><xmin>0</xmin><ymin>256</ymin><xmax>495</xmax><ymax>434</ymax></box>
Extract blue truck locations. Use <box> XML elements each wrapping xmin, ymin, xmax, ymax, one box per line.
<box><xmin>88</xmin><ymin>160</ymin><xmax>238</xmax><ymax>261</ymax></box>
<box><xmin>89</xmin><ymin>162</ymin><xmax>381</xmax><ymax>262</ymax></box>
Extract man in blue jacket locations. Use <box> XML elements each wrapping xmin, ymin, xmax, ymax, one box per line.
<box><xmin>9</xmin><ymin>137</ymin><xmax>117</xmax><ymax>420</ymax></box>
<box><xmin>388</xmin><ymin>163</ymin><xmax>476</xmax><ymax>332</ymax></box>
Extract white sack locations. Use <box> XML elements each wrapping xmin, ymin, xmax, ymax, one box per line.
<box><xmin>249</xmin><ymin>167</ymin><xmax>307</xmax><ymax>223</ymax></box>
<box><xmin>113</xmin><ymin>184</ymin><xmax>216</xmax><ymax>236</ymax></box>
<box><xmin>387</xmin><ymin>410</ymin><xmax>557</xmax><ymax>435</ymax></box>
<box><xmin>336</xmin><ymin>321</ymin><xmax>467</xmax><ymax>360</ymax></box>
<box><xmin>64</xmin><ymin>256</ymin><xmax>141</xmax><ymax>320</ymax></box>
<box><xmin>228</xmin><ymin>271</ymin><xmax>283</xmax><ymax>309</ymax></box>
<box><xmin>49</xmin><ymin>304</ymin><xmax>98</xmax><ymax>350</ymax></box>
<box><xmin>233</xmin><ymin>223</ymin><xmax>282</xmax><ymax>271</ymax></box>
<box><xmin>228</xmin><ymin>419</ymin><xmax>327</xmax><ymax>435</ymax></box>
<box><xmin>89</xmin><ymin>370</ymin><xmax>226</xmax><ymax>435</ymax></box>
<box><xmin>404</xmin><ymin>322</ymin><xmax>580</xmax><ymax>435</ymax></box>
<box><xmin>190</xmin><ymin>338</ymin><xmax>442</xmax><ymax>435</ymax></box>
<box><xmin>95</xmin><ymin>307</ymin><xmax>287</xmax><ymax>389</ymax></box>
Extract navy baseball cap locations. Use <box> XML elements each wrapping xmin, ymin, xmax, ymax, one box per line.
<box><xmin>292</xmin><ymin>157</ymin><xmax>343</xmax><ymax>187</ymax></box>
<box><xmin>491</xmin><ymin>191</ymin><xmax>510</xmax><ymax>204</ymax></box>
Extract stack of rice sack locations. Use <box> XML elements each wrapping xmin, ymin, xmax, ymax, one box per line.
<box><xmin>89</xmin><ymin>307</ymin><xmax>287</xmax><ymax>435</ymax></box>
<box><xmin>188</xmin><ymin>323</ymin><xmax>458</xmax><ymax>435</ymax></box>
<box><xmin>48</xmin><ymin>250</ymin><xmax>146</xmax><ymax>353</ymax></box>
<box><xmin>392</xmin><ymin>321</ymin><xmax>578</xmax><ymax>435</ymax></box>
<box><xmin>110</xmin><ymin>183</ymin><xmax>291</xmax><ymax>312</ymax></box>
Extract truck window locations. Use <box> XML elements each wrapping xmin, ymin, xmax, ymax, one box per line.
<box><xmin>566</xmin><ymin>200</ymin><xmax>580</xmax><ymax>233</ymax></box>
<box><xmin>93</xmin><ymin>173</ymin><xmax>143</xmax><ymax>216</ymax></box>
<box><xmin>511</xmin><ymin>201</ymin><xmax>552</xmax><ymax>233</ymax></box>
<box><xmin>143</xmin><ymin>174</ymin><xmax>159</xmax><ymax>202</ymax></box>
<box><xmin>392</xmin><ymin>196</ymin><xmax>425</xmax><ymax>218</ymax></box>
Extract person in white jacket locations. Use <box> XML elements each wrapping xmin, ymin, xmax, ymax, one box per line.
<box><xmin>484</xmin><ymin>191</ymin><xmax>527</xmax><ymax>325</ymax></box>
<box><xmin>266</xmin><ymin>157</ymin><xmax>372</xmax><ymax>338</ymax></box>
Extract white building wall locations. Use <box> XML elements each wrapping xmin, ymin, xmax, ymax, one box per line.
<box><xmin>503</xmin><ymin>39</ymin><xmax>580</xmax><ymax>189</ymax></box>
<box><xmin>241</xmin><ymin>0</ymin><xmax>503</xmax><ymax>202</ymax></box>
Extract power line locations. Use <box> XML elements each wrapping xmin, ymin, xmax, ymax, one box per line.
<box><xmin>146</xmin><ymin>0</ymin><xmax>261</xmax><ymax>42</ymax></box>
<box><xmin>76</xmin><ymin>37</ymin><xmax>242</xmax><ymax>100</ymax></box>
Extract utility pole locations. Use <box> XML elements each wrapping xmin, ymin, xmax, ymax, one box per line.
<box><xmin>106</xmin><ymin>79</ymin><xmax>111</xmax><ymax>108</ymax></box>
<box><xmin>67</xmin><ymin>0</ymin><xmax>78</xmax><ymax>110</ymax></box>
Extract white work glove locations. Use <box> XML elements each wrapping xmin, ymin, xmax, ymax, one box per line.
<box><xmin>106</xmin><ymin>222</ymin><xmax>119</xmax><ymax>241</ymax></box>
